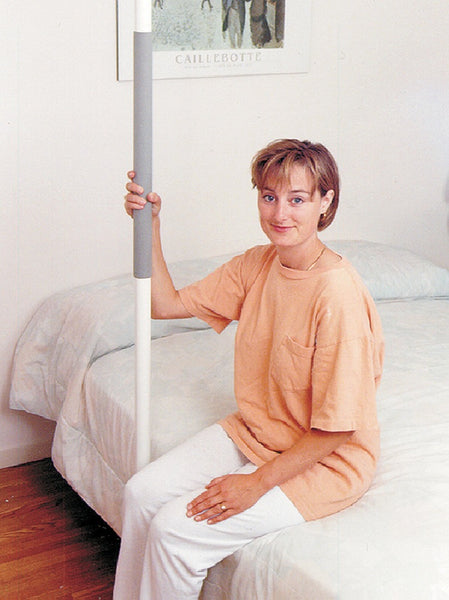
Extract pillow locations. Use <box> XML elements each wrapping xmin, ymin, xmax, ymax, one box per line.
<box><xmin>328</xmin><ymin>240</ymin><xmax>449</xmax><ymax>300</ymax></box>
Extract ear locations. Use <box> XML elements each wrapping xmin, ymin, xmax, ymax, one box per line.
<box><xmin>320</xmin><ymin>190</ymin><xmax>334</xmax><ymax>214</ymax></box>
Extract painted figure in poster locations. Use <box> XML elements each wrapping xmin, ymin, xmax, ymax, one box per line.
<box><xmin>222</xmin><ymin>0</ymin><xmax>285</xmax><ymax>49</ymax></box>
<box><xmin>222</xmin><ymin>0</ymin><xmax>248</xmax><ymax>49</ymax></box>
<box><xmin>272</xmin><ymin>0</ymin><xmax>285</xmax><ymax>44</ymax></box>
<box><xmin>250</xmin><ymin>0</ymin><xmax>285</xmax><ymax>47</ymax></box>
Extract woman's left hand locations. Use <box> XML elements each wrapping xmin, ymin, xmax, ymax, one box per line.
<box><xmin>186</xmin><ymin>472</ymin><xmax>267</xmax><ymax>524</ymax></box>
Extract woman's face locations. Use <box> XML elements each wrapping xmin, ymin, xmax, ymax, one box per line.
<box><xmin>257</xmin><ymin>163</ymin><xmax>333</xmax><ymax>257</ymax></box>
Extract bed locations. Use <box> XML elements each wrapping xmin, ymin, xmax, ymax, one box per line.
<box><xmin>10</xmin><ymin>240</ymin><xmax>449</xmax><ymax>599</ymax></box>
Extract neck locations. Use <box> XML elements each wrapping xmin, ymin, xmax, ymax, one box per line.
<box><xmin>276</xmin><ymin>239</ymin><xmax>325</xmax><ymax>271</ymax></box>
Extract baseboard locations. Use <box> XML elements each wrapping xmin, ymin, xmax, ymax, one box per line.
<box><xmin>0</xmin><ymin>439</ymin><xmax>54</xmax><ymax>469</ymax></box>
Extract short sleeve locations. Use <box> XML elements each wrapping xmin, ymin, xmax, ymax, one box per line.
<box><xmin>178</xmin><ymin>250</ymin><xmax>255</xmax><ymax>333</ymax></box>
<box><xmin>310</xmin><ymin>271</ymin><xmax>384</xmax><ymax>432</ymax></box>
<box><xmin>311</xmin><ymin>336</ymin><xmax>382</xmax><ymax>431</ymax></box>
<box><xmin>179</xmin><ymin>245</ymin><xmax>276</xmax><ymax>333</ymax></box>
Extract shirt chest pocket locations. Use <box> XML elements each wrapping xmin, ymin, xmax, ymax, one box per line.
<box><xmin>271</xmin><ymin>336</ymin><xmax>315</xmax><ymax>391</ymax></box>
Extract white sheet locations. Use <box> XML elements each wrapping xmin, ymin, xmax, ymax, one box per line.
<box><xmin>49</xmin><ymin>298</ymin><xmax>449</xmax><ymax>598</ymax></box>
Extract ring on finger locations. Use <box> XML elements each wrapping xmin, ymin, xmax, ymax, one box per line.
<box><xmin>220</xmin><ymin>503</ymin><xmax>227</xmax><ymax>512</ymax></box>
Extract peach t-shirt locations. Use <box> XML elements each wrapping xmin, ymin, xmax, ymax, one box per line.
<box><xmin>179</xmin><ymin>244</ymin><xmax>384</xmax><ymax>520</ymax></box>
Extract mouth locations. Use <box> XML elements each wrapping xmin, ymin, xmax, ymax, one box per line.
<box><xmin>271</xmin><ymin>224</ymin><xmax>293</xmax><ymax>233</ymax></box>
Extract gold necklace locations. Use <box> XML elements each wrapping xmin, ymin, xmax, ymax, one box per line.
<box><xmin>306</xmin><ymin>245</ymin><xmax>326</xmax><ymax>271</ymax></box>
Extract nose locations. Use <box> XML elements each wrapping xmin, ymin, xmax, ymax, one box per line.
<box><xmin>273</xmin><ymin>199</ymin><xmax>288</xmax><ymax>222</ymax></box>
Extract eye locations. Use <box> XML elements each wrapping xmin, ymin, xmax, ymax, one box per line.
<box><xmin>290</xmin><ymin>197</ymin><xmax>304</xmax><ymax>205</ymax></box>
<box><xmin>263</xmin><ymin>194</ymin><xmax>276</xmax><ymax>203</ymax></box>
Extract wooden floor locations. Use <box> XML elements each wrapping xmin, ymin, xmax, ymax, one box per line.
<box><xmin>0</xmin><ymin>458</ymin><xmax>120</xmax><ymax>600</ymax></box>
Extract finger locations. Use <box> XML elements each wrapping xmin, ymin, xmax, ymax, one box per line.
<box><xmin>193</xmin><ymin>503</ymin><xmax>229</xmax><ymax>523</ymax></box>
<box><xmin>187</xmin><ymin>489</ymin><xmax>209</xmax><ymax>509</ymax></box>
<box><xmin>192</xmin><ymin>488</ymin><xmax>217</xmax><ymax>504</ymax></box>
<box><xmin>126</xmin><ymin>182</ymin><xmax>144</xmax><ymax>195</ymax></box>
<box><xmin>146</xmin><ymin>192</ymin><xmax>160</xmax><ymax>204</ymax></box>
<box><xmin>206</xmin><ymin>507</ymin><xmax>237</xmax><ymax>525</ymax></box>
<box><xmin>124</xmin><ymin>195</ymin><xmax>146</xmax><ymax>211</ymax></box>
<box><xmin>127</xmin><ymin>170</ymin><xmax>136</xmax><ymax>179</ymax></box>
<box><xmin>186</xmin><ymin>491</ymin><xmax>222</xmax><ymax>517</ymax></box>
<box><xmin>205</xmin><ymin>475</ymin><xmax>227</xmax><ymax>489</ymax></box>
<box><xmin>125</xmin><ymin>191</ymin><xmax>146</xmax><ymax>204</ymax></box>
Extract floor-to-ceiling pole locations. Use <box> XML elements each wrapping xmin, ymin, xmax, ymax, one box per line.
<box><xmin>133</xmin><ymin>0</ymin><xmax>153</xmax><ymax>471</ymax></box>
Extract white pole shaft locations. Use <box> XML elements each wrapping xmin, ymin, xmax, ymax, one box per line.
<box><xmin>135</xmin><ymin>0</ymin><xmax>152</xmax><ymax>32</ymax></box>
<box><xmin>134</xmin><ymin>0</ymin><xmax>153</xmax><ymax>471</ymax></box>
<box><xmin>135</xmin><ymin>278</ymin><xmax>151</xmax><ymax>471</ymax></box>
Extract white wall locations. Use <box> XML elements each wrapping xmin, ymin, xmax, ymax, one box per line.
<box><xmin>2</xmin><ymin>0</ymin><xmax>449</xmax><ymax>467</ymax></box>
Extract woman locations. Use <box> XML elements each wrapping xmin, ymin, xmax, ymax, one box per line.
<box><xmin>114</xmin><ymin>139</ymin><xmax>384</xmax><ymax>600</ymax></box>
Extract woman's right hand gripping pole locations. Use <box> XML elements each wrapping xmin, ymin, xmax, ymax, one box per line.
<box><xmin>124</xmin><ymin>170</ymin><xmax>161</xmax><ymax>219</ymax></box>
<box><xmin>124</xmin><ymin>171</ymin><xmax>191</xmax><ymax>321</ymax></box>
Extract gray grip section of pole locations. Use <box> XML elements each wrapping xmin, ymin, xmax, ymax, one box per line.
<box><xmin>133</xmin><ymin>31</ymin><xmax>153</xmax><ymax>279</ymax></box>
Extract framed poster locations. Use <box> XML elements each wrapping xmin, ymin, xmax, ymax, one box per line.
<box><xmin>117</xmin><ymin>0</ymin><xmax>311</xmax><ymax>80</ymax></box>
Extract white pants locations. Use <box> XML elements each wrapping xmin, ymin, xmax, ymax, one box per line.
<box><xmin>113</xmin><ymin>424</ymin><xmax>304</xmax><ymax>600</ymax></box>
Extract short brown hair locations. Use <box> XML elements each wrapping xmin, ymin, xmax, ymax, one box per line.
<box><xmin>251</xmin><ymin>139</ymin><xmax>340</xmax><ymax>231</ymax></box>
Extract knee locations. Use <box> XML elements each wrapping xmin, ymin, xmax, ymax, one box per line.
<box><xmin>149</xmin><ymin>499</ymin><xmax>191</xmax><ymax>550</ymax></box>
<box><xmin>123</xmin><ymin>468</ymin><xmax>159</xmax><ymax>520</ymax></box>
<box><xmin>149</xmin><ymin>503</ymin><xmax>177</xmax><ymax>545</ymax></box>
<box><xmin>123</xmin><ymin>471</ymin><xmax>147</xmax><ymax>510</ymax></box>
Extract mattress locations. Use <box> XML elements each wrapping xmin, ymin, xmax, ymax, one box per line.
<box><xmin>52</xmin><ymin>324</ymin><xmax>237</xmax><ymax>534</ymax></box>
<box><xmin>10</xmin><ymin>240</ymin><xmax>449</xmax><ymax>598</ymax></box>
<box><xmin>49</xmin><ymin>298</ymin><xmax>449</xmax><ymax>599</ymax></box>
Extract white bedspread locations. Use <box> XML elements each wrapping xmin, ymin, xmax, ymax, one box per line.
<box><xmin>51</xmin><ymin>325</ymin><xmax>237</xmax><ymax>534</ymax></box>
<box><xmin>46</xmin><ymin>298</ymin><xmax>449</xmax><ymax>598</ymax></box>
<box><xmin>9</xmin><ymin>241</ymin><xmax>449</xmax><ymax>599</ymax></box>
